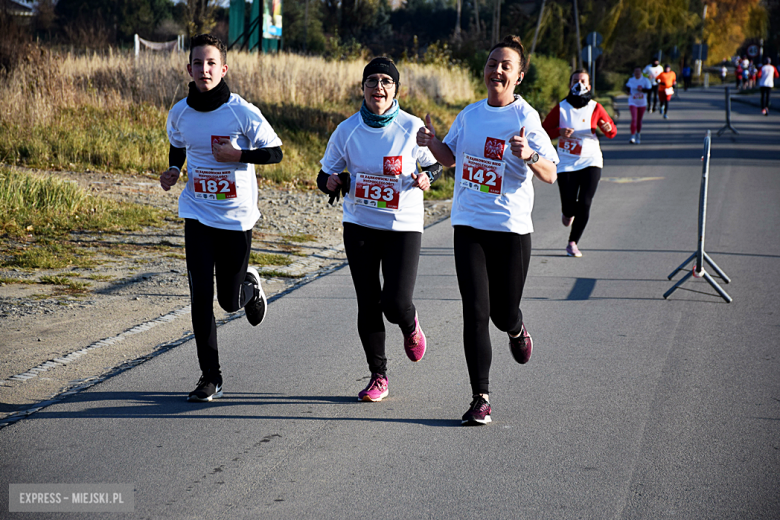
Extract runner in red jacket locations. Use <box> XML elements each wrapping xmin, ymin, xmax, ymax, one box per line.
<box><xmin>542</xmin><ymin>70</ymin><xmax>616</xmax><ymax>257</ymax></box>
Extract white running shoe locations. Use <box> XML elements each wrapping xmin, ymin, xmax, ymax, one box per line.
<box><xmin>629</xmin><ymin>134</ymin><xmax>636</xmax><ymax>144</ymax></box>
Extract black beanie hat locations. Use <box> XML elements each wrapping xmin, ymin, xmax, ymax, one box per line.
<box><xmin>362</xmin><ymin>57</ymin><xmax>400</xmax><ymax>85</ymax></box>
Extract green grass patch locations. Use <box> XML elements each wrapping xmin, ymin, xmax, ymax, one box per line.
<box><xmin>259</xmin><ymin>269</ymin><xmax>304</xmax><ymax>278</ymax></box>
<box><xmin>424</xmin><ymin>175</ymin><xmax>455</xmax><ymax>200</ymax></box>
<box><xmin>165</xmin><ymin>253</ymin><xmax>186</xmax><ymax>259</ymax></box>
<box><xmin>39</xmin><ymin>274</ymin><xmax>91</xmax><ymax>292</ymax></box>
<box><xmin>86</xmin><ymin>274</ymin><xmax>114</xmax><ymax>281</ymax></box>
<box><xmin>282</xmin><ymin>233</ymin><xmax>317</xmax><ymax>243</ymax></box>
<box><xmin>1</xmin><ymin>104</ymin><xmax>168</xmax><ymax>174</ymax></box>
<box><xmin>0</xmin><ymin>277</ymin><xmax>36</xmax><ymax>284</ymax></box>
<box><xmin>250</xmin><ymin>251</ymin><xmax>293</xmax><ymax>267</ymax></box>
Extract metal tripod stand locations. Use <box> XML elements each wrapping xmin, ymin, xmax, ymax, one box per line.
<box><xmin>664</xmin><ymin>131</ymin><xmax>733</xmax><ymax>303</ymax></box>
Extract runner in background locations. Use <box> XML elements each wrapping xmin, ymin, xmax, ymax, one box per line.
<box><xmin>643</xmin><ymin>58</ymin><xmax>663</xmax><ymax>113</ymax></box>
<box><xmin>624</xmin><ymin>67</ymin><xmax>652</xmax><ymax>144</ymax></box>
<box><xmin>720</xmin><ymin>64</ymin><xmax>728</xmax><ymax>84</ymax></box>
<box><xmin>682</xmin><ymin>63</ymin><xmax>692</xmax><ymax>91</ymax></box>
<box><xmin>543</xmin><ymin>70</ymin><xmax>616</xmax><ymax>258</ymax></box>
<box><xmin>656</xmin><ymin>64</ymin><xmax>677</xmax><ymax>119</ymax></box>
<box><xmin>748</xmin><ymin>60</ymin><xmax>758</xmax><ymax>89</ymax></box>
<box><xmin>318</xmin><ymin>57</ymin><xmax>442</xmax><ymax>402</ymax></box>
<box><xmin>418</xmin><ymin>35</ymin><xmax>558</xmax><ymax>426</ymax></box>
<box><xmin>160</xmin><ymin>34</ymin><xmax>283</xmax><ymax>402</ymax></box>
<box><xmin>758</xmin><ymin>58</ymin><xmax>779</xmax><ymax>116</ymax></box>
<box><xmin>736</xmin><ymin>62</ymin><xmax>744</xmax><ymax>90</ymax></box>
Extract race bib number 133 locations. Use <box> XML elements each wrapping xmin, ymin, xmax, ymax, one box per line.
<box><xmin>354</xmin><ymin>173</ymin><xmax>400</xmax><ymax>210</ymax></box>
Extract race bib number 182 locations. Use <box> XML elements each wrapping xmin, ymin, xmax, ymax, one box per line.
<box><xmin>193</xmin><ymin>168</ymin><xmax>237</xmax><ymax>200</ymax></box>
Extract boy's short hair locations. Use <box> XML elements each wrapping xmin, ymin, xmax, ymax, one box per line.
<box><xmin>189</xmin><ymin>34</ymin><xmax>227</xmax><ymax>65</ymax></box>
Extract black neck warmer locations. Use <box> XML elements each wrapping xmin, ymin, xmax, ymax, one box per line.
<box><xmin>565</xmin><ymin>91</ymin><xmax>592</xmax><ymax>109</ymax></box>
<box><xmin>187</xmin><ymin>79</ymin><xmax>231</xmax><ymax>112</ymax></box>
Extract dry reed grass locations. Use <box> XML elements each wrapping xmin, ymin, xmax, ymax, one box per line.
<box><xmin>1</xmin><ymin>47</ymin><xmax>478</xmax><ymax>179</ymax></box>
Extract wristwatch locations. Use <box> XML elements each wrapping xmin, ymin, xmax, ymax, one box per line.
<box><xmin>525</xmin><ymin>151</ymin><xmax>540</xmax><ymax>164</ymax></box>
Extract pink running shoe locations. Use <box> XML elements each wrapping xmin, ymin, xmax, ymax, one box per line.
<box><xmin>358</xmin><ymin>373</ymin><xmax>388</xmax><ymax>402</ymax></box>
<box><xmin>461</xmin><ymin>395</ymin><xmax>492</xmax><ymax>425</ymax></box>
<box><xmin>509</xmin><ymin>323</ymin><xmax>533</xmax><ymax>364</ymax></box>
<box><xmin>566</xmin><ymin>241</ymin><xmax>582</xmax><ymax>257</ymax></box>
<box><xmin>561</xmin><ymin>213</ymin><xmax>574</xmax><ymax>227</ymax></box>
<box><xmin>403</xmin><ymin>313</ymin><xmax>426</xmax><ymax>362</ymax></box>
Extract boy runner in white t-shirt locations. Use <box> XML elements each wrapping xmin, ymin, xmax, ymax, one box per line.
<box><xmin>643</xmin><ymin>58</ymin><xmax>663</xmax><ymax>112</ymax></box>
<box><xmin>159</xmin><ymin>34</ymin><xmax>283</xmax><ymax>402</ymax></box>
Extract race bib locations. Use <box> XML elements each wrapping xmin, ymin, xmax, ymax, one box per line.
<box><xmin>461</xmin><ymin>153</ymin><xmax>504</xmax><ymax>195</ymax></box>
<box><xmin>665</xmin><ymin>87</ymin><xmax>674</xmax><ymax>96</ymax></box>
<box><xmin>632</xmin><ymin>92</ymin><xmax>645</xmax><ymax>100</ymax></box>
<box><xmin>354</xmin><ymin>172</ymin><xmax>400</xmax><ymax>210</ymax></box>
<box><xmin>192</xmin><ymin>168</ymin><xmax>237</xmax><ymax>200</ymax></box>
<box><xmin>558</xmin><ymin>136</ymin><xmax>583</xmax><ymax>156</ymax></box>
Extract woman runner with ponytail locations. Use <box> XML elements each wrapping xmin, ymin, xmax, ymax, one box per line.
<box><xmin>318</xmin><ymin>57</ymin><xmax>442</xmax><ymax>402</ymax></box>
<box><xmin>418</xmin><ymin>36</ymin><xmax>558</xmax><ymax>425</ymax></box>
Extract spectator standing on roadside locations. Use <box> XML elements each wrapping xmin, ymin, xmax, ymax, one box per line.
<box><xmin>758</xmin><ymin>58</ymin><xmax>779</xmax><ymax>116</ymax></box>
<box><xmin>643</xmin><ymin>58</ymin><xmax>663</xmax><ymax>113</ymax></box>
<box><xmin>656</xmin><ymin>64</ymin><xmax>677</xmax><ymax>119</ymax></box>
<box><xmin>624</xmin><ymin>67</ymin><xmax>652</xmax><ymax>144</ymax></box>
<box><xmin>682</xmin><ymin>63</ymin><xmax>692</xmax><ymax>91</ymax></box>
<box><xmin>160</xmin><ymin>34</ymin><xmax>283</xmax><ymax>402</ymax></box>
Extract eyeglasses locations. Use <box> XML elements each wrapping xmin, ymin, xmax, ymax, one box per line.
<box><xmin>364</xmin><ymin>77</ymin><xmax>396</xmax><ymax>89</ymax></box>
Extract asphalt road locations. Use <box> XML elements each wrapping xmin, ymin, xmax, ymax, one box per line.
<box><xmin>1</xmin><ymin>87</ymin><xmax>779</xmax><ymax>519</ymax></box>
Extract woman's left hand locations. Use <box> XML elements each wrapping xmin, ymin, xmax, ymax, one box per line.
<box><xmin>412</xmin><ymin>172</ymin><xmax>430</xmax><ymax>191</ymax></box>
<box><xmin>509</xmin><ymin>127</ymin><xmax>532</xmax><ymax>161</ymax></box>
<box><xmin>212</xmin><ymin>138</ymin><xmax>242</xmax><ymax>162</ymax></box>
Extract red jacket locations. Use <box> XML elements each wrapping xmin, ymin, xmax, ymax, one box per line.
<box><xmin>542</xmin><ymin>101</ymin><xmax>617</xmax><ymax>140</ymax></box>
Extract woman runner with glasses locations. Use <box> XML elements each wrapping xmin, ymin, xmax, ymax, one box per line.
<box><xmin>417</xmin><ymin>36</ymin><xmax>558</xmax><ymax>425</ymax></box>
<box><xmin>318</xmin><ymin>57</ymin><xmax>442</xmax><ymax>402</ymax></box>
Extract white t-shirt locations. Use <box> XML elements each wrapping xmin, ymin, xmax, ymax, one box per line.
<box><xmin>320</xmin><ymin>109</ymin><xmax>437</xmax><ymax>233</ymax></box>
<box><xmin>626</xmin><ymin>76</ymin><xmax>653</xmax><ymax>107</ymax></box>
<box><xmin>443</xmin><ymin>97</ymin><xmax>559</xmax><ymax>235</ymax></box>
<box><xmin>643</xmin><ymin>64</ymin><xmax>663</xmax><ymax>83</ymax></box>
<box><xmin>167</xmin><ymin>93</ymin><xmax>283</xmax><ymax>231</ymax></box>
<box><xmin>759</xmin><ymin>64</ymin><xmax>777</xmax><ymax>88</ymax></box>
<box><xmin>556</xmin><ymin>100</ymin><xmax>603</xmax><ymax>172</ymax></box>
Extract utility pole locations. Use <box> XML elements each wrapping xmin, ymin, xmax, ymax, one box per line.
<box><xmin>572</xmin><ymin>0</ymin><xmax>582</xmax><ymax>69</ymax></box>
<box><xmin>530</xmin><ymin>0</ymin><xmax>546</xmax><ymax>55</ymax></box>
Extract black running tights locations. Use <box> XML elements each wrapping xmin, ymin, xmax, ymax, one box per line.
<box><xmin>761</xmin><ymin>87</ymin><xmax>771</xmax><ymax>110</ymax></box>
<box><xmin>185</xmin><ymin>219</ymin><xmax>255</xmax><ymax>375</ymax></box>
<box><xmin>343</xmin><ymin>223</ymin><xmax>421</xmax><ymax>376</ymax></box>
<box><xmin>454</xmin><ymin>225</ymin><xmax>531</xmax><ymax>396</ymax></box>
<box><xmin>558</xmin><ymin>166</ymin><xmax>602</xmax><ymax>244</ymax></box>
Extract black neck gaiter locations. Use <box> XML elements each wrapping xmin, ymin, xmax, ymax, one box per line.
<box><xmin>186</xmin><ymin>79</ymin><xmax>231</xmax><ymax>112</ymax></box>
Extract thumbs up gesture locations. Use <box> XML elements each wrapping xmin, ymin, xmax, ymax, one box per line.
<box><xmin>509</xmin><ymin>127</ymin><xmax>532</xmax><ymax>161</ymax></box>
<box><xmin>417</xmin><ymin>114</ymin><xmax>436</xmax><ymax>147</ymax></box>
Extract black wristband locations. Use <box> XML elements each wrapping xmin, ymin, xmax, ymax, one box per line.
<box><xmin>240</xmin><ymin>146</ymin><xmax>283</xmax><ymax>165</ymax></box>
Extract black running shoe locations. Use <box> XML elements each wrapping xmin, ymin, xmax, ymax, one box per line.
<box><xmin>461</xmin><ymin>395</ymin><xmax>492</xmax><ymax>425</ymax></box>
<box><xmin>188</xmin><ymin>373</ymin><xmax>223</xmax><ymax>402</ymax></box>
<box><xmin>244</xmin><ymin>266</ymin><xmax>267</xmax><ymax>326</ymax></box>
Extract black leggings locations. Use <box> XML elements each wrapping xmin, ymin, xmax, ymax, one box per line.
<box><xmin>343</xmin><ymin>223</ymin><xmax>421</xmax><ymax>375</ymax></box>
<box><xmin>185</xmin><ymin>219</ymin><xmax>256</xmax><ymax>375</ymax></box>
<box><xmin>558</xmin><ymin>166</ymin><xmax>602</xmax><ymax>244</ymax></box>
<box><xmin>454</xmin><ymin>226</ymin><xmax>531</xmax><ymax>395</ymax></box>
<box><xmin>647</xmin><ymin>87</ymin><xmax>659</xmax><ymax>110</ymax></box>
<box><xmin>761</xmin><ymin>87</ymin><xmax>771</xmax><ymax>110</ymax></box>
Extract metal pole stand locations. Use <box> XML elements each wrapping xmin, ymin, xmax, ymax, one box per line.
<box><xmin>664</xmin><ymin>131</ymin><xmax>733</xmax><ymax>302</ymax></box>
<box><xmin>717</xmin><ymin>87</ymin><xmax>739</xmax><ymax>136</ymax></box>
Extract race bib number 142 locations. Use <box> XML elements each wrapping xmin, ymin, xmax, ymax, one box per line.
<box><xmin>461</xmin><ymin>153</ymin><xmax>504</xmax><ymax>195</ymax></box>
